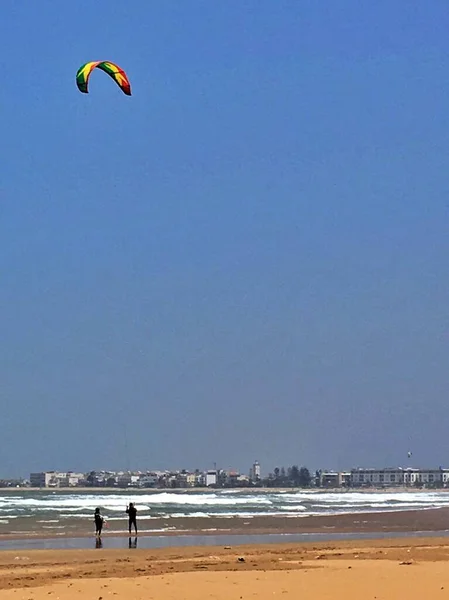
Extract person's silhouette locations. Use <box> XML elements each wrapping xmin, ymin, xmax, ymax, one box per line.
<box><xmin>94</xmin><ymin>507</ymin><xmax>104</xmax><ymax>537</ymax></box>
<box><xmin>126</xmin><ymin>503</ymin><xmax>138</xmax><ymax>535</ymax></box>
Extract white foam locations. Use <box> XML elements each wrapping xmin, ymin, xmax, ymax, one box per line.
<box><xmin>37</xmin><ymin>520</ymin><xmax>59</xmax><ymax>523</ymax></box>
<box><xmin>2</xmin><ymin>489</ymin><xmax>449</xmax><ymax>526</ymax></box>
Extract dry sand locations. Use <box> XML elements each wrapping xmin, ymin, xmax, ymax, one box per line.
<box><xmin>2</xmin><ymin>537</ymin><xmax>449</xmax><ymax>598</ymax></box>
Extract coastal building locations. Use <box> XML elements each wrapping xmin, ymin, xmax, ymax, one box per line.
<box><xmin>249</xmin><ymin>461</ymin><xmax>261</xmax><ymax>483</ymax></box>
<box><xmin>403</xmin><ymin>468</ymin><xmax>449</xmax><ymax>486</ymax></box>
<box><xmin>65</xmin><ymin>472</ymin><xmax>84</xmax><ymax>486</ymax></box>
<box><xmin>30</xmin><ymin>472</ymin><xmax>52</xmax><ymax>487</ymax></box>
<box><xmin>320</xmin><ymin>471</ymin><xmax>351</xmax><ymax>488</ymax></box>
<box><xmin>320</xmin><ymin>471</ymin><xmax>340</xmax><ymax>487</ymax></box>
<box><xmin>117</xmin><ymin>472</ymin><xmax>140</xmax><ymax>488</ymax></box>
<box><xmin>174</xmin><ymin>471</ymin><xmax>197</xmax><ymax>488</ymax></box>
<box><xmin>186</xmin><ymin>473</ymin><xmax>197</xmax><ymax>487</ymax></box>
<box><xmin>205</xmin><ymin>470</ymin><xmax>217</xmax><ymax>487</ymax></box>
<box><xmin>236</xmin><ymin>474</ymin><xmax>250</xmax><ymax>486</ymax></box>
<box><xmin>138</xmin><ymin>472</ymin><xmax>160</xmax><ymax>488</ymax></box>
<box><xmin>350</xmin><ymin>467</ymin><xmax>449</xmax><ymax>488</ymax></box>
<box><xmin>216</xmin><ymin>470</ymin><xmax>228</xmax><ymax>487</ymax></box>
<box><xmin>351</xmin><ymin>468</ymin><xmax>404</xmax><ymax>487</ymax></box>
<box><xmin>339</xmin><ymin>472</ymin><xmax>351</xmax><ymax>487</ymax></box>
<box><xmin>30</xmin><ymin>471</ymin><xmax>75</xmax><ymax>488</ymax></box>
<box><xmin>226</xmin><ymin>471</ymin><xmax>240</xmax><ymax>486</ymax></box>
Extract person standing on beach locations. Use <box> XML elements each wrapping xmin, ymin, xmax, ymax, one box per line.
<box><xmin>94</xmin><ymin>507</ymin><xmax>104</xmax><ymax>537</ymax></box>
<box><xmin>126</xmin><ymin>502</ymin><xmax>138</xmax><ymax>535</ymax></box>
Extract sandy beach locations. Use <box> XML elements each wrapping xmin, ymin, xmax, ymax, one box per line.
<box><xmin>2</xmin><ymin>537</ymin><xmax>449</xmax><ymax>599</ymax></box>
<box><xmin>3</xmin><ymin>494</ymin><xmax>449</xmax><ymax>597</ymax></box>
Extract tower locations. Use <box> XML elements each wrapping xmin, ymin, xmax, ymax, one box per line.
<box><xmin>250</xmin><ymin>460</ymin><xmax>261</xmax><ymax>482</ymax></box>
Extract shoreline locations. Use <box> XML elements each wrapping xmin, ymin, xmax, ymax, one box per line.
<box><xmin>1</xmin><ymin>529</ymin><xmax>449</xmax><ymax>552</ymax></box>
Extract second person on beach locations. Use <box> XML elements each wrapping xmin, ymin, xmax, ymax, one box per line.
<box><xmin>94</xmin><ymin>507</ymin><xmax>104</xmax><ymax>537</ymax></box>
<box><xmin>126</xmin><ymin>502</ymin><xmax>137</xmax><ymax>535</ymax></box>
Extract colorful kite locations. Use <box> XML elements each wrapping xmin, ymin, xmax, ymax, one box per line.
<box><xmin>76</xmin><ymin>61</ymin><xmax>131</xmax><ymax>96</ymax></box>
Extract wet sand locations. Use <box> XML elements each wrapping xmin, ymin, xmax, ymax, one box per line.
<box><xmin>2</xmin><ymin>537</ymin><xmax>449</xmax><ymax>598</ymax></box>
<box><xmin>2</xmin><ymin>506</ymin><xmax>449</xmax><ymax>540</ymax></box>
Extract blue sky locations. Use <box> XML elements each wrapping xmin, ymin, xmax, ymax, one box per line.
<box><xmin>1</xmin><ymin>1</ymin><xmax>449</xmax><ymax>477</ymax></box>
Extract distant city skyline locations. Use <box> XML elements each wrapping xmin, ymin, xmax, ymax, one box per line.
<box><xmin>2</xmin><ymin>458</ymin><xmax>449</xmax><ymax>489</ymax></box>
<box><xmin>7</xmin><ymin>464</ymin><xmax>448</xmax><ymax>490</ymax></box>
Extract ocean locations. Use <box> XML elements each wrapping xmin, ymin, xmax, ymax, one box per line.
<box><xmin>1</xmin><ymin>488</ymin><xmax>448</xmax><ymax>538</ymax></box>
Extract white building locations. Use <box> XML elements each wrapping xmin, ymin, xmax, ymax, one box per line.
<box><xmin>205</xmin><ymin>470</ymin><xmax>217</xmax><ymax>487</ymax></box>
<box><xmin>30</xmin><ymin>471</ymin><xmax>76</xmax><ymax>488</ymax></box>
<box><xmin>66</xmin><ymin>472</ymin><xmax>84</xmax><ymax>487</ymax></box>
<box><xmin>138</xmin><ymin>472</ymin><xmax>160</xmax><ymax>488</ymax></box>
<box><xmin>403</xmin><ymin>468</ymin><xmax>449</xmax><ymax>486</ymax></box>
<box><xmin>350</xmin><ymin>467</ymin><xmax>449</xmax><ymax>487</ymax></box>
<box><xmin>250</xmin><ymin>461</ymin><xmax>261</xmax><ymax>483</ymax></box>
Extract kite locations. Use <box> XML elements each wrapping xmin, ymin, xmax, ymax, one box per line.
<box><xmin>76</xmin><ymin>61</ymin><xmax>131</xmax><ymax>96</ymax></box>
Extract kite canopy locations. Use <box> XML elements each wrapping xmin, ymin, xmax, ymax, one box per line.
<box><xmin>76</xmin><ymin>61</ymin><xmax>131</xmax><ymax>96</ymax></box>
